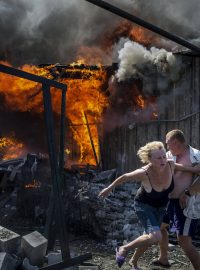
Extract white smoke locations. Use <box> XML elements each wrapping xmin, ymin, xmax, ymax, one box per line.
<box><xmin>116</xmin><ymin>40</ymin><xmax>179</xmax><ymax>81</ymax></box>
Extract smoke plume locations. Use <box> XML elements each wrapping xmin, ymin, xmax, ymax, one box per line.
<box><xmin>0</xmin><ymin>0</ymin><xmax>200</xmax><ymax>66</ymax></box>
<box><xmin>116</xmin><ymin>40</ymin><xmax>179</xmax><ymax>82</ymax></box>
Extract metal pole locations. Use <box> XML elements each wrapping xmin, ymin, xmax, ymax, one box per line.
<box><xmin>59</xmin><ymin>88</ymin><xmax>67</xmax><ymax>179</ymax></box>
<box><xmin>85</xmin><ymin>0</ymin><xmax>200</xmax><ymax>54</ymax></box>
<box><xmin>42</xmin><ymin>84</ymin><xmax>70</xmax><ymax>259</ymax></box>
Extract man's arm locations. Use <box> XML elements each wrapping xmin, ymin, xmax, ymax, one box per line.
<box><xmin>174</xmin><ymin>163</ymin><xmax>200</xmax><ymax>173</ymax></box>
<box><xmin>185</xmin><ymin>176</ymin><xmax>200</xmax><ymax>196</ymax></box>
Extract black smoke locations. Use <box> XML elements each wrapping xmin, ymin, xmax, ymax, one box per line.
<box><xmin>0</xmin><ymin>0</ymin><xmax>200</xmax><ymax>66</ymax></box>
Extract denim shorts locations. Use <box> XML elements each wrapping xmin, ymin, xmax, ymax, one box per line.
<box><xmin>134</xmin><ymin>201</ymin><xmax>166</xmax><ymax>234</ymax></box>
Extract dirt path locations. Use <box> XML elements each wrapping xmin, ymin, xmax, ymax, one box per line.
<box><xmin>69</xmin><ymin>236</ymin><xmax>198</xmax><ymax>270</ymax></box>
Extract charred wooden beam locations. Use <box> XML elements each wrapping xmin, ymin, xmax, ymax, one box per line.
<box><xmin>38</xmin><ymin>64</ymin><xmax>104</xmax><ymax>80</ymax></box>
<box><xmin>85</xmin><ymin>0</ymin><xmax>200</xmax><ymax>54</ymax></box>
<box><xmin>83</xmin><ymin>112</ymin><xmax>99</xmax><ymax>167</ymax></box>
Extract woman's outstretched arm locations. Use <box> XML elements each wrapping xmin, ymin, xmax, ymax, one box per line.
<box><xmin>98</xmin><ymin>169</ymin><xmax>145</xmax><ymax>198</ymax></box>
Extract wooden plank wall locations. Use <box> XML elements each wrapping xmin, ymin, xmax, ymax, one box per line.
<box><xmin>101</xmin><ymin>55</ymin><xmax>200</xmax><ymax>173</ymax></box>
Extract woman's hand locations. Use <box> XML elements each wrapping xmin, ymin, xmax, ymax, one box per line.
<box><xmin>98</xmin><ymin>187</ymin><xmax>112</xmax><ymax>198</ymax></box>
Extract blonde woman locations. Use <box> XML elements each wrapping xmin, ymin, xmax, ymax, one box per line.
<box><xmin>98</xmin><ymin>141</ymin><xmax>200</xmax><ymax>270</ymax></box>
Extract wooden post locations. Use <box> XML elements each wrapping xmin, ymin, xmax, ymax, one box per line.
<box><xmin>83</xmin><ymin>111</ymin><xmax>99</xmax><ymax>167</ymax></box>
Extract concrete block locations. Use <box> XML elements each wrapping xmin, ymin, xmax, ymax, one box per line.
<box><xmin>21</xmin><ymin>231</ymin><xmax>47</xmax><ymax>266</ymax></box>
<box><xmin>0</xmin><ymin>226</ymin><xmax>21</xmax><ymax>254</ymax></box>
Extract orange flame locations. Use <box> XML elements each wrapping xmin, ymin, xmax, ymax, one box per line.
<box><xmin>25</xmin><ymin>179</ymin><xmax>41</xmax><ymax>189</ymax></box>
<box><xmin>62</xmin><ymin>63</ymin><xmax>108</xmax><ymax>165</ymax></box>
<box><xmin>129</xmin><ymin>26</ymin><xmax>153</xmax><ymax>46</ymax></box>
<box><xmin>135</xmin><ymin>95</ymin><xmax>145</xmax><ymax>108</ymax></box>
<box><xmin>103</xmin><ymin>21</ymin><xmax>157</xmax><ymax>49</ymax></box>
<box><xmin>0</xmin><ymin>61</ymin><xmax>109</xmax><ymax>165</ymax></box>
<box><xmin>0</xmin><ymin>136</ymin><xmax>26</xmax><ymax>160</ymax></box>
<box><xmin>135</xmin><ymin>95</ymin><xmax>158</xmax><ymax>120</ymax></box>
<box><xmin>0</xmin><ymin>59</ymin><xmax>158</xmax><ymax>165</ymax></box>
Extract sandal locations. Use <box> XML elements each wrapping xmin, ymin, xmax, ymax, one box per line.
<box><xmin>115</xmin><ymin>247</ymin><xmax>126</xmax><ymax>268</ymax></box>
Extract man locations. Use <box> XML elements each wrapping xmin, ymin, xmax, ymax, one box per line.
<box><xmin>154</xmin><ymin>129</ymin><xmax>200</xmax><ymax>270</ymax></box>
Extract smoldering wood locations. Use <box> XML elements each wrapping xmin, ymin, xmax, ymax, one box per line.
<box><xmin>0</xmin><ymin>154</ymin><xmax>51</xmax><ymax>227</ymax></box>
<box><xmin>38</xmin><ymin>64</ymin><xmax>103</xmax><ymax>80</ymax></box>
<box><xmin>0</xmin><ymin>157</ymin><xmax>117</xmax><ymax>238</ymax></box>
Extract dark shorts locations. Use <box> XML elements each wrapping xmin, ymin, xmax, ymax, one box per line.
<box><xmin>163</xmin><ymin>199</ymin><xmax>198</xmax><ymax>237</ymax></box>
<box><xmin>134</xmin><ymin>201</ymin><xmax>166</xmax><ymax>234</ymax></box>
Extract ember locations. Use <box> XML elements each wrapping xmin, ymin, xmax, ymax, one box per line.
<box><xmin>25</xmin><ymin>179</ymin><xmax>41</xmax><ymax>189</ymax></box>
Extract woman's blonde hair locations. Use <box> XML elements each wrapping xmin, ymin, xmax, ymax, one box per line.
<box><xmin>137</xmin><ymin>141</ymin><xmax>165</xmax><ymax>164</ymax></box>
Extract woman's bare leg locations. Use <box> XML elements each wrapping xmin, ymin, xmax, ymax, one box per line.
<box><xmin>129</xmin><ymin>245</ymin><xmax>149</xmax><ymax>268</ymax></box>
<box><xmin>118</xmin><ymin>231</ymin><xmax>161</xmax><ymax>257</ymax></box>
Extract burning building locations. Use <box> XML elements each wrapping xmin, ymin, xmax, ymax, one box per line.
<box><xmin>0</xmin><ymin>0</ymin><xmax>200</xmax><ymax>221</ymax></box>
<box><xmin>0</xmin><ymin>13</ymin><xmax>200</xmax><ymax>243</ymax></box>
<box><xmin>0</xmin><ymin>1</ymin><xmax>199</xmax><ymax>172</ymax></box>
<box><xmin>0</xmin><ymin>0</ymin><xmax>200</xmax><ymax>185</ymax></box>
<box><xmin>0</xmin><ymin>1</ymin><xmax>200</xmax><ymax>268</ymax></box>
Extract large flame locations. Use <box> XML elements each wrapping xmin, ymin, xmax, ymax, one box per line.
<box><xmin>0</xmin><ymin>56</ymin><xmax>158</xmax><ymax>165</ymax></box>
<box><xmin>0</xmin><ymin>61</ymin><xmax>108</xmax><ymax>165</ymax></box>
<box><xmin>61</xmin><ymin>62</ymin><xmax>108</xmax><ymax>165</ymax></box>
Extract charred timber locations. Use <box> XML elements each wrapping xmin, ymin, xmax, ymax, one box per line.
<box><xmin>38</xmin><ymin>63</ymin><xmax>116</xmax><ymax>80</ymax></box>
<box><xmin>85</xmin><ymin>0</ymin><xmax>200</xmax><ymax>54</ymax></box>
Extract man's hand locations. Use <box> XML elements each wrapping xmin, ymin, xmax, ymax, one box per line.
<box><xmin>179</xmin><ymin>192</ymin><xmax>189</xmax><ymax>209</ymax></box>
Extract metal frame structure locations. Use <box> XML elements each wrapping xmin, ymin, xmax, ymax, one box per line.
<box><xmin>0</xmin><ymin>63</ymin><xmax>92</xmax><ymax>269</ymax></box>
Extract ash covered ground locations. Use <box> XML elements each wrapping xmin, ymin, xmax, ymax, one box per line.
<box><xmin>68</xmin><ymin>235</ymin><xmax>199</xmax><ymax>270</ymax></box>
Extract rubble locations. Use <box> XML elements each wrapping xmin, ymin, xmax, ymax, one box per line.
<box><xmin>0</xmin><ymin>155</ymin><xmax>199</xmax><ymax>270</ymax></box>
